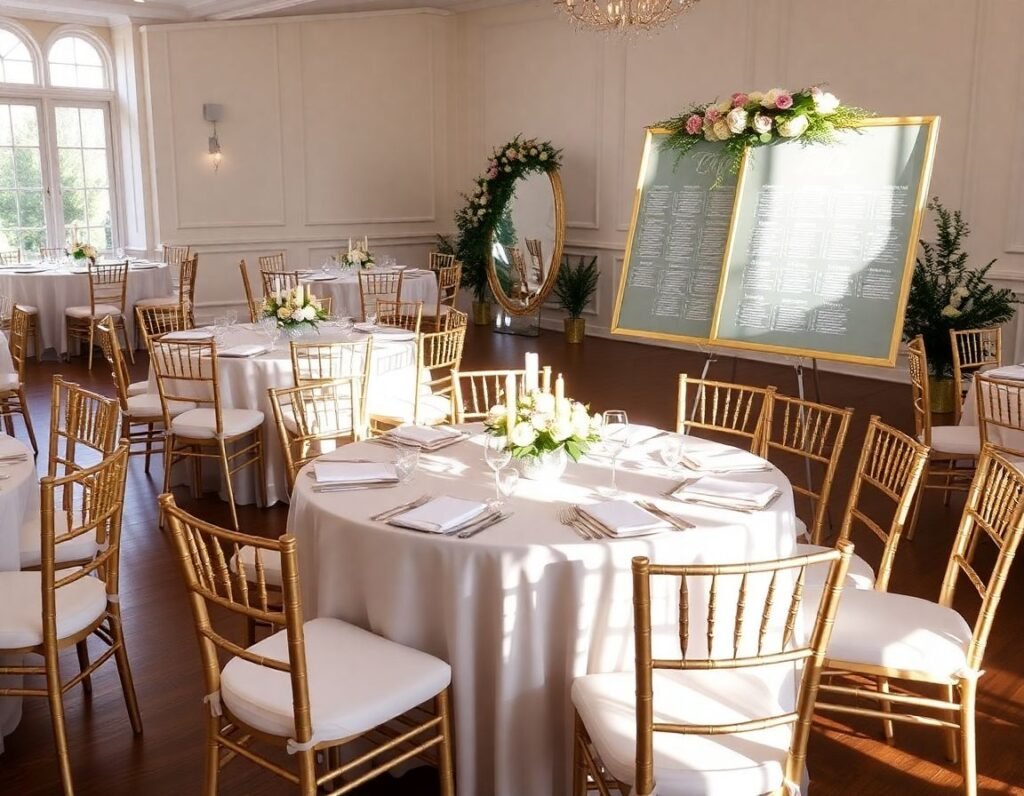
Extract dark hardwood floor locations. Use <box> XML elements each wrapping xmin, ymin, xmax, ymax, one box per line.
<box><xmin>1</xmin><ymin>324</ymin><xmax>1023</xmax><ymax>795</ymax></box>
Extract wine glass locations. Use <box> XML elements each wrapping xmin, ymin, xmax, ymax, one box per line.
<box><xmin>365</xmin><ymin>311</ymin><xmax>377</xmax><ymax>329</ymax></box>
<box><xmin>493</xmin><ymin>467</ymin><xmax>519</xmax><ymax>509</ymax></box>
<box><xmin>659</xmin><ymin>435</ymin><xmax>685</xmax><ymax>469</ymax></box>
<box><xmin>115</xmin><ymin>247</ymin><xmax>125</xmax><ymax>260</ymax></box>
<box><xmin>226</xmin><ymin>309</ymin><xmax>238</xmax><ymax>326</ymax></box>
<box><xmin>484</xmin><ymin>435</ymin><xmax>513</xmax><ymax>508</ymax></box>
<box><xmin>600</xmin><ymin>410</ymin><xmax>629</xmax><ymax>494</ymax></box>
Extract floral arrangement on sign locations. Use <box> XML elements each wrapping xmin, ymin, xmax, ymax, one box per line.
<box><xmin>70</xmin><ymin>241</ymin><xmax>98</xmax><ymax>263</ymax></box>
<box><xmin>484</xmin><ymin>374</ymin><xmax>601</xmax><ymax>461</ymax></box>
<box><xmin>455</xmin><ymin>136</ymin><xmax>562</xmax><ymax>302</ymax></box>
<box><xmin>342</xmin><ymin>237</ymin><xmax>374</xmax><ymax>270</ymax></box>
<box><xmin>658</xmin><ymin>86</ymin><xmax>870</xmax><ymax>182</ymax></box>
<box><xmin>903</xmin><ymin>198</ymin><xmax>1018</xmax><ymax>378</ymax></box>
<box><xmin>263</xmin><ymin>285</ymin><xmax>328</xmax><ymax>331</ymax></box>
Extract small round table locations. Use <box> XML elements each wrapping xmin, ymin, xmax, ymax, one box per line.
<box><xmin>286</xmin><ymin>425</ymin><xmax>797</xmax><ymax>795</ymax></box>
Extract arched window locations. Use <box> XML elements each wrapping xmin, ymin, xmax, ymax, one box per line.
<box><xmin>48</xmin><ymin>35</ymin><xmax>107</xmax><ymax>90</ymax></box>
<box><xmin>0</xmin><ymin>27</ymin><xmax>37</xmax><ymax>85</ymax></box>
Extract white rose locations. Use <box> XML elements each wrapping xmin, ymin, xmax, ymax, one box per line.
<box><xmin>302</xmin><ymin>305</ymin><xmax>318</xmax><ymax>321</ymax></box>
<box><xmin>712</xmin><ymin>119</ymin><xmax>731</xmax><ymax>141</ymax></box>
<box><xmin>510</xmin><ymin>422</ymin><xmax>537</xmax><ymax>447</ymax></box>
<box><xmin>539</xmin><ymin>152</ymin><xmax>548</xmax><ymax>161</ymax></box>
<box><xmin>479</xmin><ymin>195</ymin><xmax>488</xmax><ymax>206</ymax></box>
<box><xmin>777</xmin><ymin>115</ymin><xmax>809</xmax><ymax>138</ymax></box>
<box><xmin>531</xmin><ymin>412</ymin><xmax>552</xmax><ymax>432</ymax></box>
<box><xmin>590</xmin><ymin>415</ymin><xmax>603</xmax><ymax>432</ymax></box>
<box><xmin>752</xmin><ymin>113</ymin><xmax>773</xmax><ymax>134</ymax></box>
<box><xmin>550</xmin><ymin>418</ymin><xmax>573</xmax><ymax>442</ymax></box>
<box><xmin>530</xmin><ymin>148</ymin><xmax>538</xmax><ymax>156</ymax></box>
<box><xmin>534</xmin><ymin>392</ymin><xmax>555</xmax><ymax>415</ymax></box>
<box><xmin>726</xmin><ymin>107</ymin><xmax>748</xmax><ymax>134</ymax></box>
<box><xmin>941</xmin><ymin>305</ymin><xmax>962</xmax><ymax>318</ymax></box>
<box><xmin>813</xmin><ymin>91</ymin><xmax>840</xmax><ymax>115</ymax></box>
<box><xmin>572</xmin><ymin>412</ymin><xmax>590</xmax><ymax>438</ymax></box>
<box><xmin>488</xmin><ymin>404</ymin><xmax>507</xmax><ymax>419</ymax></box>
<box><xmin>761</xmin><ymin>89</ymin><xmax>780</xmax><ymax>108</ymax></box>
<box><xmin>557</xmin><ymin>397</ymin><xmax>573</xmax><ymax>419</ymax></box>
<box><xmin>952</xmin><ymin>286</ymin><xmax>970</xmax><ymax>300</ymax></box>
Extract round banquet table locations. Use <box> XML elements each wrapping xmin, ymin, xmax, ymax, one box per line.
<box><xmin>959</xmin><ymin>365</ymin><xmax>1024</xmax><ymax>453</ymax></box>
<box><xmin>0</xmin><ymin>434</ymin><xmax>40</xmax><ymax>754</ymax></box>
<box><xmin>0</xmin><ymin>260</ymin><xmax>172</xmax><ymax>356</ymax></box>
<box><xmin>302</xmin><ymin>267</ymin><xmax>437</xmax><ymax>319</ymax></box>
<box><xmin>286</xmin><ymin>426</ymin><xmax>798</xmax><ymax>796</ymax></box>
<box><xmin>148</xmin><ymin>322</ymin><xmax>419</xmax><ymax>506</ymax></box>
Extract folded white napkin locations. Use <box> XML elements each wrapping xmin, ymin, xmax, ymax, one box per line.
<box><xmin>312</xmin><ymin>461</ymin><xmax>398</xmax><ymax>484</ymax></box>
<box><xmin>989</xmin><ymin>365</ymin><xmax>1024</xmax><ymax>381</ymax></box>
<box><xmin>580</xmin><ymin>500</ymin><xmax>670</xmax><ymax>537</ymax></box>
<box><xmin>681</xmin><ymin>448</ymin><xmax>769</xmax><ymax>473</ymax></box>
<box><xmin>163</xmin><ymin>329</ymin><xmax>213</xmax><ymax>341</ymax></box>
<box><xmin>218</xmin><ymin>344</ymin><xmax>270</xmax><ymax>358</ymax></box>
<box><xmin>387</xmin><ymin>424</ymin><xmax>461</xmax><ymax>448</ymax></box>
<box><xmin>607</xmin><ymin>424</ymin><xmax>664</xmax><ymax>447</ymax></box>
<box><xmin>673</xmin><ymin>476</ymin><xmax>779</xmax><ymax>509</ymax></box>
<box><xmin>390</xmin><ymin>496</ymin><xmax>487</xmax><ymax>533</ymax></box>
<box><xmin>308</xmin><ymin>273</ymin><xmax>336</xmax><ymax>281</ymax></box>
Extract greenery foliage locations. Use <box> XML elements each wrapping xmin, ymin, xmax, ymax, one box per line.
<box><xmin>554</xmin><ymin>255</ymin><xmax>599</xmax><ymax>319</ymax></box>
<box><xmin>903</xmin><ymin>198</ymin><xmax>1018</xmax><ymax>377</ymax></box>
<box><xmin>454</xmin><ymin>135</ymin><xmax>561</xmax><ymax>302</ymax></box>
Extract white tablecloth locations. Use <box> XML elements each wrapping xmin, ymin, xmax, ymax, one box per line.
<box><xmin>960</xmin><ymin>365</ymin><xmax>1024</xmax><ymax>452</ymax></box>
<box><xmin>148</xmin><ymin>323</ymin><xmax>418</xmax><ymax>506</ymax></box>
<box><xmin>0</xmin><ymin>434</ymin><xmax>38</xmax><ymax>753</ymax></box>
<box><xmin>0</xmin><ymin>262</ymin><xmax>172</xmax><ymax>355</ymax></box>
<box><xmin>286</xmin><ymin>427</ymin><xmax>797</xmax><ymax>795</ymax></box>
<box><xmin>302</xmin><ymin>268</ymin><xmax>437</xmax><ymax>320</ymax></box>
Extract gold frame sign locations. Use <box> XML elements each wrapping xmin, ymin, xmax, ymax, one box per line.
<box><xmin>612</xmin><ymin>117</ymin><xmax>941</xmax><ymax>367</ymax></box>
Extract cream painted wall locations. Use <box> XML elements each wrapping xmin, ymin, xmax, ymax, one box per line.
<box><xmin>454</xmin><ymin>0</ymin><xmax>1024</xmax><ymax>378</ymax></box>
<box><xmin>141</xmin><ymin>10</ymin><xmax>455</xmax><ymax>320</ymax></box>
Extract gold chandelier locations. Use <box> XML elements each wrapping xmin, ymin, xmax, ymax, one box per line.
<box><xmin>554</xmin><ymin>0</ymin><xmax>701</xmax><ymax>33</ymax></box>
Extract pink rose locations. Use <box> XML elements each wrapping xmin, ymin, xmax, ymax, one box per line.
<box><xmin>486</xmin><ymin>168</ymin><xmax>498</xmax><ymax>179</ymax></box>
<box><xmin>731</xmin><ymin>92</ymin><xmax>749</xmax><ymax>107</ymax></box>
<box><xmin>705</xmin><ymin>106</ymin><xmax>721</xmax><ymax>122</ymax></box>
<box><xmin>684</xmin><ymin>114</ymin><xmax>703</xmax><ymax>135</ymax></box>
<box><xmin>775</xmin><ymin>93</ymin><xmax>793</xmax><ymax>110</ymax></box>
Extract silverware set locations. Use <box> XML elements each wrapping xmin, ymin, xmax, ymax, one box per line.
<box><xmin>312</xmin><ymin>480</ymin><xmax>399</xmax><ymax>494</ymax></box>
<box><xmin>672</xmin><ymin>489</ymin><xmax>783</xmax><ymax>514</ymax></box>
<box><xmin>370</xmin><ymin>494</ymin><xmax>429</xmax><ymax>521</ymax></box>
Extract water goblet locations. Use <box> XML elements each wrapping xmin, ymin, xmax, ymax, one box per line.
<box><xmin>599</xmin><ymin>410</ymin><xmax>629</xmax><ymax>494</ymax></box>
<box><xmin>226</xmin><ymin>309</ymin><xmax>238</xmax><ymax>326</ymax></box>
<box><xmin>365</xmin><ymin>312</ymin><xmax>377</xmax><ymax>329</ymax></box>
<box><xmin>395</xmin><ymin>448</ymin><xmax>420</xmax><ymax>483</ymax></box>
<box><xmin>484</xmin><ymin>434</ymin><xmax>513</xmax><ymax>508</ymax></box>
<box><xmin>493</xmin><ymin>467</ymin><xmax>519</xmax><ymax>509</ymax></box>
<box><xmin>659</xmin><ymin>435</ymin><xmax>685</xmax><ymax>469</ymax></box>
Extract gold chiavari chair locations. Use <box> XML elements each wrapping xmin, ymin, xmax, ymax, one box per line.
<box><xmin>371</xmin><ymin>324</ymin><xmax>466</xmax><ymax>432</ymax></box>
<box><xmin>269</xmin><ymin>377</ymin><xmax>366</xmax><ymax>494</ymax></box>
<box><xmin>261</xmin><ymin>268</ymin><xmax>302</xmax><ymax>298</ymax></box>
<box><xmin>796</xmin><ymin>416</ymin><xmax>929</xmax><ymax>593</ymax></box>
<box><xmin>766</xmin><ymin>395</ymin><xmax>853</xmax><ymax>544</ymax></box>
<box><xmin>359</xmin><ymin>270</ymin><xmax>403</xmax><ymax>321</ymax></box>
<box><xmin>240</xmin><ymin>259</ymin><xmax>257</xmax><ymax>310</ymax></box>
<box><xmin>65</xmin><ymin>260</ymin><xmax>133</xmax><ymax>370</ymax></box>
<box><xmin>150</xmin><ymin>337</ymin><xmax>266</xmax><ymax>530</ymax></box>
<box><xmin>0</xmin><ymin>445</ymin><xmax>141</xmax><ymax>796</ymax></box>
<box><xmin>97</xmin><ymin>316</ymin><xmax>196</xmax><ymax>473</ymax></box>
<box><xmin>815</xmin><ymin>446</ymin><xmax>1024</xmax><ymax>795</ymax></box>
<box><xmin>164</xmin><ymin>243</ymin><xmax>191</xmax><ymax>268</ymax></box>
<box><xmin>975</xmin><ymin>373</ymin><xmax>1024</xmax><ymax>459</ymax></box>
<box><xmin>906</xmin><ymin>335</ymin><xmax>980</xmax><ymax>540</ymax></box>
<box><xmin>951</xmin><ymin>327</ymin><xmax>1001</xmax><ymax>424</ymax></box>
<box><xmin>508</xmin><ymin>247</ymin><xmax>530</xmax><ymax>299</ymax></box>
<box><xmin>676</xmin><ymin>375</ymin><xmax>777</xmax><ymax>455</ymax></box>
<box><xmin>572</xmin><ymin>544</ymin><xmax>853</xmax><ymax>796</ymax></box>
<box><xmin>0</xmin><ymin>248</ymin><xmax>20</xmax><ymax>264</ymax></box>
<box><xmin>259</xmin><ymin>251</ymin><xmax>287</xmax><ymax>272</ymax></box>
<box><xmin>376</xmin><ymin>299</ymin><xmax>423</xmax><ymax>333</ymax></box>
<box><xmin>452</xmin><ymin>369</ymin><xmax>526</xmax><ymax>423</ymax></box>
<box><xmin>427</xmin><ymin>251</ymin><xmax>455</xmax><ymax>272</ymax></box>
<box><xmin>0</xmin><ymin>306</ymin><xmax>38</xmax><ymax>453</ymax></box>
<box><xmin>161</xmin><ymin>494</ymin><xmax>455</xmax><ymax>796</ymax></box>
<box><xmin>525</xmin><ymin>238</ymin><xmax>544</xmax><ymax>282</ymax></box>
<box><xmin>136</xmin><ymin>253</ymin><xmax>199</xmax><ymax>330</ymax></box>
<box><xmin>19</xmin><ymin>376</ymin><xmax>121</xmax><ymax>570</ymax></box>
<box><xmin>39</xmin><ymin>246</ymin><xmax>65</xmax><ymax>261</ymax></box>
<box><xmin>424</xmin><ymin>263</ymin><xmax>462</xmax><ymax>332</ymax></box>
<box><xmin>289</xmin><ymin>339</ymin><xmax>373</xmax><ymax>436</ymax></box>
<box><xmin>443</xmin><ymin>307</ymin><xmax>468</xmax><ymax>332</ymax></box>
<box><xmin>0</xmin><ymin>250</ymin><xmax>41</xmax><ymax>360</ymax></box>
<box><xmin>136</xmin><ymin>303</ymin><xmax>191</xmax><ymax>348</ymax></box>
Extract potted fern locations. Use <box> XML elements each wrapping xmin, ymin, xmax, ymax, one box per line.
<box><xmin>554</xmin><ymin>255</ymin><xmax>599</xmax><ymax>343</ymax></box>
<box><xmin>903</xmin><ymin>198</ymin><xmax>1018</xmax><ymax>411</ymax></box>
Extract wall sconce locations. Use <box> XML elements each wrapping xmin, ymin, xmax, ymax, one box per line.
<box><xmin>203</xmin><ymin>103</ymin><xmax>223</xmax><ymax>172</ymax></box>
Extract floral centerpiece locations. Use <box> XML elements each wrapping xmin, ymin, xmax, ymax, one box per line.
<box><xmin>903</xmin><ymin>198</ymin><xmax>1018</xmax><ymax>405</ymax></box>
<box><xmin>262</xmin><ymin>285</ymin><xmax>327</xmax><ymax>334</ymax></box>
<box><xmin>484</xmin><ymin>381</ymin><xmax>600</xmax><ymax>480</ymax></box>
<box><xmin>70</xmin><ymin>241</ymin><xmax>98</xmax><ymax>265</ymax></box>
<box><xmin>454</xmin><ymin>136</ymin><xmax>562</xmax><ymax>317</ymax></box>
<box><xmin>342</xmin><ymin>237</ymin><xmax>374</xmax><ymax>270</ymax></box>
<box><xmin>657</xmin><ymin>86</ymin><xmax>870</xmax><ymax>183</ymax></box>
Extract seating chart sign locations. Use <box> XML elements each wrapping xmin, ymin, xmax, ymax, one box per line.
<box><xmin>710</xmin><ymin>117</ymin><xmax>939</xmax><ymax>365</ymax></box>
<box><xmin>611</xmin><ymin>132</ymin><xmax>738</xmax><ymax>344</ymax></box>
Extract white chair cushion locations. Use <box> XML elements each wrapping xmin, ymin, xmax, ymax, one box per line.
<box><xmin>219</xmin><ymin>617</ymin><xmax>451</xmax><ymax>743</ymax></box>
<box><xmin>0</xmin><ymin>373</ymin><xmax>19</xmax><ymax>392</ymax></box>
<box><xmin>127</xmin><ymin>380</ymin><xmax>149</xmax><ymax>397</ymax></box>
<box><xmin>821</xmin><ymin>589</ymin><xmax>973</xmax><ymax>680</ymax></box>
<box><xmin>923</xmin><ymin>425</ymin><xmax>980</xmax><ymax>456</ymax></box>
<box><xmin>0</xmin><ymin>571</ymin><xmax>108</xmax><ymax>648</ymax></box>
<box><xmin>14</xmin><ymin>304</ymin><xmax>37</xmax><ymax>314</ymax></box>
<box><xmin>134</xmin><ymin>295</ymin><xmax>178</xmax><ymax>307</ymax></box>
<box><xmin>65</xmin><ymin>304</ymin><xmax>122</xmax><ymax>319</ymax></box>
<box><xmin>19</xmin><ymin>513</ymin><xmax>101</xmax><ymax>569</ymax></box>
<box><xmin>572</xmin><ymin>666</ymin><xmax>797</xmax><ymax>795</ymax></box>
<box><xmin>229</xmin><ymin>546</ymin><xmax>283</xmax><ymax>588</ymax></box>
<box><xmin>170</xmin><ymin>408</ymin><xmax>264</xmax><ymax>440</ymax></box>
<box><xmin>126</xmin><ymin>392</ymin><xmax>195</xmax><ymax>419</ymax></box>
<box><xmin>370</xmin><ymin>393</ymin><xmax>450</xmax><ymax>426</ymax></box>
<box><xmin>795</xmin><ymin>543</ymin><xmax>876</xmax><ymax>589</ymax></box>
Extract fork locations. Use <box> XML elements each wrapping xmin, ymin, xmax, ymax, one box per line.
<box><xmin>371</xmin><ymin>493</ymin><xmax>429</xmax><ymax>522</ymax></box>
<box><xmin>558</xmin><ymin>507</ymin><xmax>594</xmax><ymax>540</ymax></box>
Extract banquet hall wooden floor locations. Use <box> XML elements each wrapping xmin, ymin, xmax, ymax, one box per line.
<box><xmin>2</xmin><ymin>324</ymin><xmax>1023</xmax><ymax>796</ymax></box>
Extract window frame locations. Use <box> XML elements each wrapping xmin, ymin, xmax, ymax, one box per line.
<box><xmin>0</xmin><ymin>20</ymin><xmax>42</xmax><ymax>88</ymax></box>
<box><xmin>44</xmin><ymin>27</ymin><xmax>113</xmax><ymax>92</ymax></box>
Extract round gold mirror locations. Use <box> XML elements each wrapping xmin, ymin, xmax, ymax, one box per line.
<box><xmin>486</xmin><ymin>170</ymin><xmax>565</xmax><ymax>316</ymax></box>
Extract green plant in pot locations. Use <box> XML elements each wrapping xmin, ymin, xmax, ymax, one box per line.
<box><xmin>554</xmin><ymin>255</ymin><xmax>599</xmax><ymax>343</ymax></box>
<box><xmin>903</xmin><ymin>198</ymin><xmax>1018</xmax><ymax>412</ymax></box>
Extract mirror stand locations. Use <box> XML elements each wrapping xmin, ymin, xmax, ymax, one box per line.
<box><xmin>492</xmin><ymin>306</ymin><xmax>541</xmax><ymax>337</ymax></box>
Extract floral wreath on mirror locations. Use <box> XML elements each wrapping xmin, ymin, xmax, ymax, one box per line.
<box><xmin>658</xmin><ymin>86</ymin><xmax>870</xmax><ymax>184</ymax></box>
<box><xmin>454</xmin><ymin>135</ymin><xmax>562</xmax><ymax>302</ymax></box>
